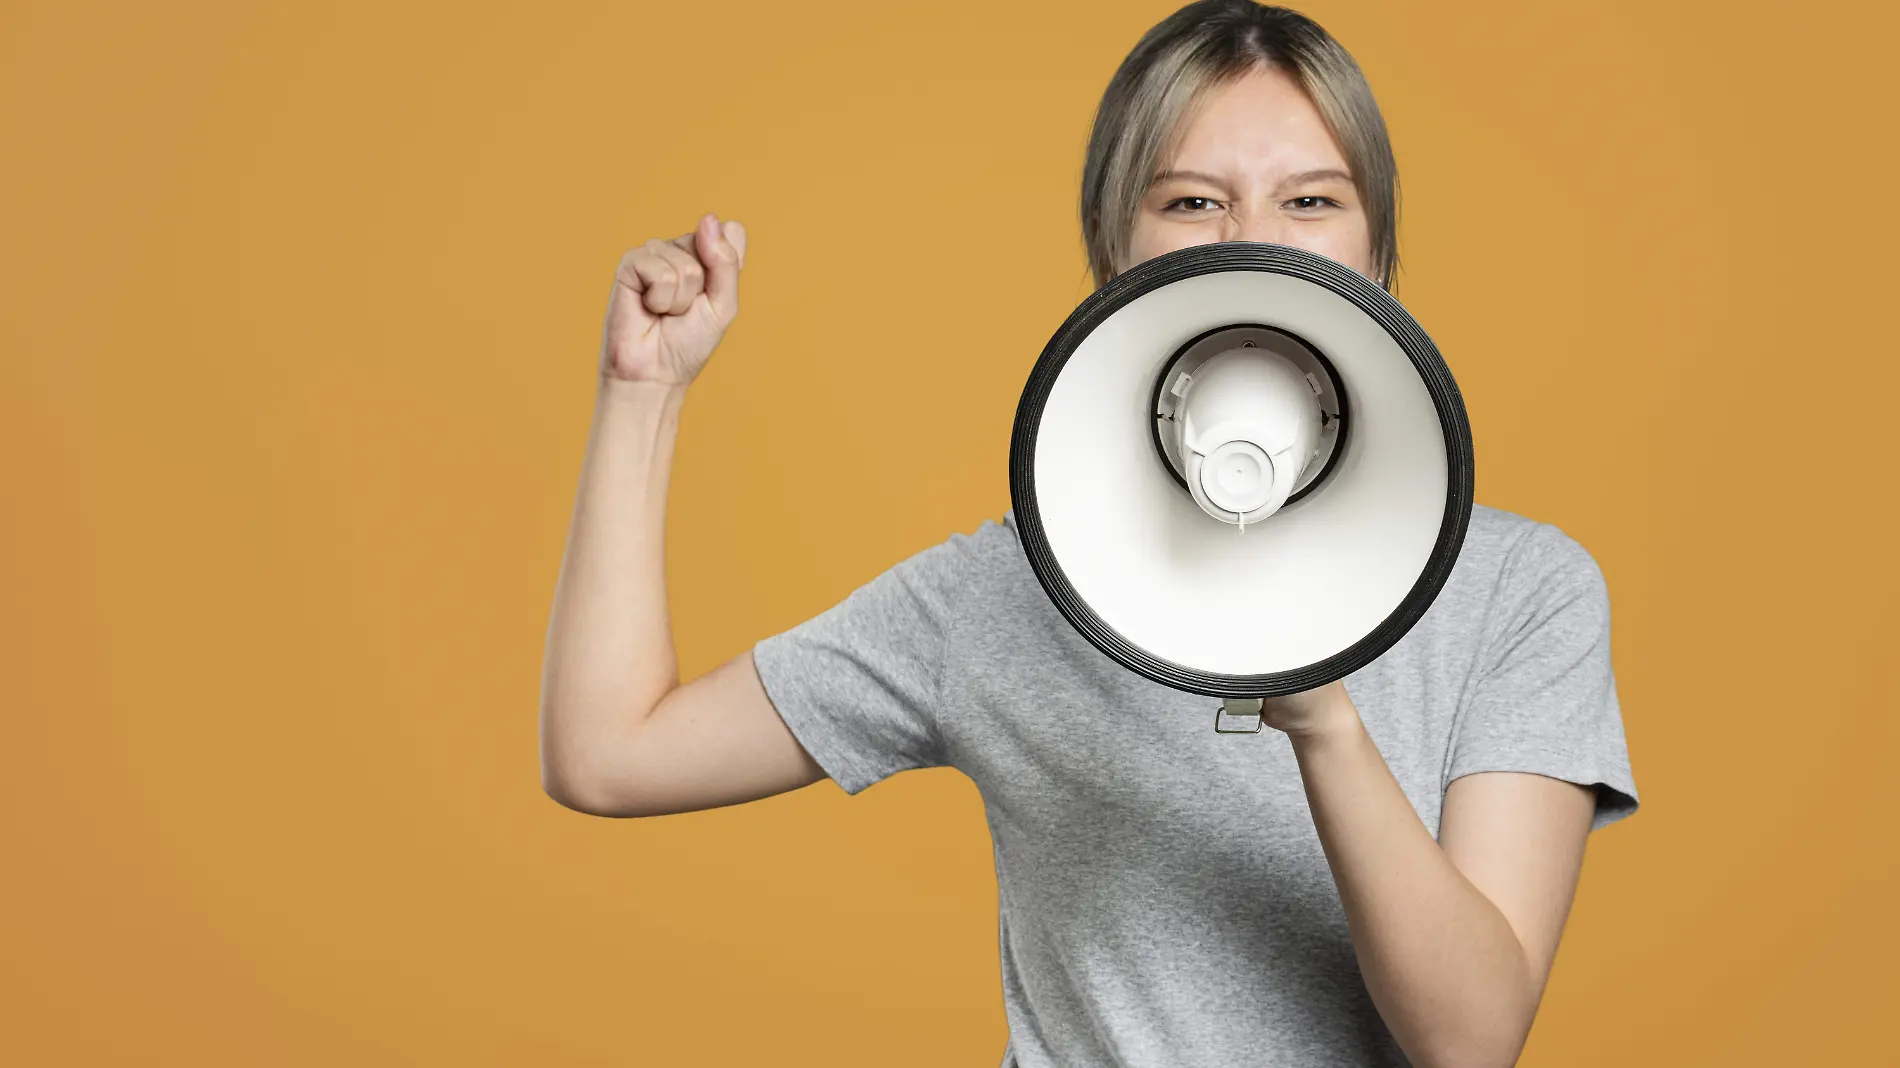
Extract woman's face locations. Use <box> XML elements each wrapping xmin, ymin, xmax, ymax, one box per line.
<box><xmin>1122</xmin><ymin>64</ymin><xmax>1376</xmax><ymax>282</ymax></box>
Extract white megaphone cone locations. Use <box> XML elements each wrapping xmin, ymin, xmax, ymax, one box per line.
<box><xmin>1009</xmin><ymin>241</ymin><xmax>1473</xmax><ymax>706</ymax></box>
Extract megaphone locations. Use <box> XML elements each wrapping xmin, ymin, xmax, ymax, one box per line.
<box><xmin>1008</xmin><ymin>242</ymin><xmax>1473</xmax><ymax>730</ymax></box>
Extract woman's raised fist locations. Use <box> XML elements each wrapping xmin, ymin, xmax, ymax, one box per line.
<box><xmin>599</xmin><ymin>212</ymin><xmax>747</xmax><ymax>386</ymax></box>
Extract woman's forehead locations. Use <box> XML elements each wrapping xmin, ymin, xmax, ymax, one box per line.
<box><xmin>1163</xmin><ymin>68</ymin><xmax>1349</xmax><ymax>177</ymax></box>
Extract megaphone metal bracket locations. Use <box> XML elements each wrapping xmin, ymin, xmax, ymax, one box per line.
<box><xmin>1214</xmin><ymin>698</ymin><xmax>1266</xmax><ymax>734</ymax></box>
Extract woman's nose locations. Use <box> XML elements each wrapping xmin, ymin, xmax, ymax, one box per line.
<box><xmin>1226</xmin><ymin>212</ymin><xmax>1285</xmax><ymax>245</ymax></box>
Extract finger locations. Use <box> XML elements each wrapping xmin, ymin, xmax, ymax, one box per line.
<box><xmin>632</xmin><ymin>241</ymin><xmax>682</xmax><ymax>315</ymax></box>
<box><xmin>723</xmin><ymin>219</ymin><xmax>746</xmax><ymax>270</ymax></box>
<box><xmin>649</xmin><ymin>238</ymin><xmax>705</xmax><ymax>316</ymax></box>
<box><xmin>669</xmin><ymin>215</ymin><xmax>746</xmax><ymax>270</ymax></box>
<box><xmin>612</xmin><ymin>248</ymin><xmax>649</xmax><ymax>296</ymax></box>
<box><xmin>696</xmin><ymin>214</ymin><xmax>743</xmax><ymax>320</ymax></box>
<box><xmin>638</xmin><ymin>239</ymin><xmax>693</xmax><ymax>316</ymax></box>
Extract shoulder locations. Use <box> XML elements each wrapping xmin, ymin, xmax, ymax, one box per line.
<box><xmin>909</xmin><ymin>511</ymin><xmax>1021</xmax><ymax>588</ymax></box>
<box><xmin>1458</xmin><ymin>504</ymin><xmax>1607</xmax><ymax>596</ymax></box>
<box><xmin>874</xmin><ymin>511</ymin><xmax>1031</xmax><ymax>622</ymax></box>
<box><xmin>1451</xmin><ymin>505</ymin><xmax>1615</xmax><ymax>661</ymax></box>
<box><xmin>931</xmin><ymin>509</ymin><xmax>1032</xmax><ymax>578</ymax></box>
<box><xmin>1413</xmin><ymin>505</ymin><xmax>1614</xmax><ymax>652</ymax></box>
<box><xmin>931</xmin><ymin>510</ymin><xmax>1083</xmax><ymax>637</ymax></box>
<box><xmin>963</xmin><ymin>510</ymin><xmax>1024</xmax><ymax>557</ymax></box>
<box><xmin>869</xmin><ymin>512</ymin><xmax>1018</xmax><ymax>577</ymax></box>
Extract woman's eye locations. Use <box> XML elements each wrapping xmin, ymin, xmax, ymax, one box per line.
<box><xmin>1166</xmin><ymin>197</ymin><xmax>1219</xmax><ymax>213</ymax></box>
<box><xmin>1286</xmin><ymin>196</ymin><xmax>1338</xmax><ymax>211</ymax></box>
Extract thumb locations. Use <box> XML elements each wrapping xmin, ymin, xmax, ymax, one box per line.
<box><xmin>694</xmin><ymin>213</ymin><xmax>744</xmax><ymax>319</ymax></box>
<box><xmin>722</xmin><ymin>219</ymin><xmax>746</xmax><ymax>269</ymax></box>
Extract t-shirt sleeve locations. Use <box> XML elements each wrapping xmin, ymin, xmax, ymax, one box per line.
<box><xmin>1447</xmin><ymin>521</ymin><xmax>1640</xmax><ymax>831</ymax></box>
<box><xmin>751</xmin><ymin>525</ymin><xmax>984</xmax><ymax>795</ymax></box>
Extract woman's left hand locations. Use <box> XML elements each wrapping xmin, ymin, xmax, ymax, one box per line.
<box><xmin>1260</xmin><ymin>679</ymin><xmax>1360</xmax><ymax>740</ymax></box>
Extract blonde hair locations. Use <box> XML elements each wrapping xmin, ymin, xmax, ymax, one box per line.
<box><xmin>1080</xmin><ymin>0</ymin><xmax>1400</xmax><ymax>291</ymax></box>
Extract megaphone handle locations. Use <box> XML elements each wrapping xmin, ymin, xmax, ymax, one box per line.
<box><xmin>1214</xmin><ymin>698</ymin><xmax>1266</xmax><ymax>734</ymax></box>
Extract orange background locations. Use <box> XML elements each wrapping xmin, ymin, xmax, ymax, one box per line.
<box><xmin>4</xmin><ymin>0</ymin><xmax>1896</xmax><ymax>1063</ymax></box>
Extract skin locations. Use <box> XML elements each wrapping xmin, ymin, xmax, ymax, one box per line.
<box><xmin>1123</xmin><ymin>63</ymin><xmax>1375</xmax><ymax>283</ymax></box>
<box><xmin>543</xmin><ymin>61</ymin><xmax>1598</xmax><ymax>1068</ymax></box>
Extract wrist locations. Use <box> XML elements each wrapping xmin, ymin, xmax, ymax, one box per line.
<box><xmin>1281</xmin><ymin>688</ymin><xmax>1365</xmax><ymax>748</ymax></box>
<box><xmin>598</xmin><ymin>374</ymin><xmax>690</xmax><ymax>411</ymax></box>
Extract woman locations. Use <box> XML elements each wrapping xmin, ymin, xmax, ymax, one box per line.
<box><xmin>540</xmin><ymin>2</ymin><xmax>1639</xmax><ymax>1065</ymax></box>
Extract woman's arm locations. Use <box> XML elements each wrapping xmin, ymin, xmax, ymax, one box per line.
<box><xmin>540</xmin><ymin>215</ymin><xmax>825</xmax><ymax>816</ymax></box>
<box><xmin>1268</xmin><ymin>684</ymin><xmax>1595</xmax><ymax>1068</ymax></box>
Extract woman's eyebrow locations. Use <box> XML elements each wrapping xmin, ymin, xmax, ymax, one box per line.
<box><xmin>1276</xmin><ymin>168</ymin><xmax>1354</xmax><ymax>190</ymax></box>
<box><xmin>1149</xmin><ymin>169</ymin><xmax>1235</xmax><ymax>192</ymax></box>
<box><xmin>1149</xmin><ymin>167</ymin><xmax>1356</xmax><ymax>193</ymax></box>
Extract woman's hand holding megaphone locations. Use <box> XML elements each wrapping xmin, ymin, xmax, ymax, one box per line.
<box><xmin>600</xmin><ymin>212</ymin><xmax>747</xmax><ymax>387</ymax></box>
<box><xmin>1259</xmin><ymin>679</ymin><xmax>1355</xmax><ymax>740</ymax></box>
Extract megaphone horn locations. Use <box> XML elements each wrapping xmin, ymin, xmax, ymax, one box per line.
<box><xmin>1009</xmin><ymin>241</ymin><xmax>1473</xmax><ymax>706</ymax></box>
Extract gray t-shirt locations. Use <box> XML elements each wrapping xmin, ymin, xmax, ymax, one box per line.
<box><xmin>752</xmin><ymin>503</ymin><xmax>1638</xmax><ymax>1067</ymax></box>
